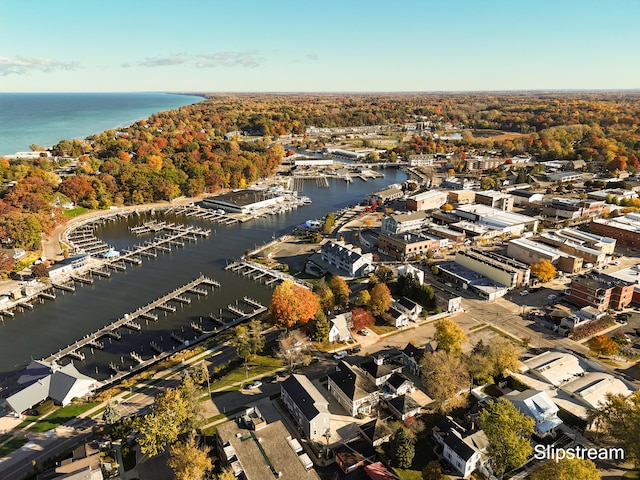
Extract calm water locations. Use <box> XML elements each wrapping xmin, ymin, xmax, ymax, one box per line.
<box><xmin>0</xmin><ymin>92</ymin><xmax>204</xmax><ymax>155</ymax></box>
<box><xmin>0</xmin><ymin>171</ymin><xmax>406</xmax><ymax>380</ymax></box>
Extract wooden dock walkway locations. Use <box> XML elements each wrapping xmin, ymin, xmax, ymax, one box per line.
<box><xmin>225</xmin><ymin>259</ymin><xmax>312</xmax><ymax>289</ymax></box>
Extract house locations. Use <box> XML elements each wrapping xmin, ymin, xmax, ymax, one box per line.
<box><xmin>55</xmin><ymin>442</ymin><xmax>104</xmax><ymax>478</ymax></box>
<box><xmin>334</xmin><ymin>438</ymin><xmax>376</xmax><ymax>474</ymax></box>
<box><xmin>401</xmin><ymin>343</ymin><xmax>427</xmax><ymax>376</ymax></box>
<box><xmin>320</xmin><ymin>240</ymin><xmax>375</xmax><ymax>277</ymax></box>
<box><xmin>384</xmin><ymin>306</ymin><xmax>409</xmax><ymax>328</ymax></box>
<box><xmin>327</xmin><ymin>361</ymin><xmax>379</xmax><ymax>416</ymax></box>
<box><xmin>384</xmin><ymin>373</ymin><xmax>415</xmax><ymax>398</ymax></box>
<box><xmin>5</xmin><ymin>362</ymin><xmax>99</xmax><ymax>417</ymax></box>
<box><xmin>281</xmin><ymin>374</ymin><xmax>330</xmax><ymax>441</ymax></box>
<box><xmin>328</xmin><ymin>312</ymin><xmax>352</xmax><ymax>343</ymax></box>
<box><xmin>432</xmin><ymin>417</ymin><xmax>489</xmax><ymax>479</ymax></box>
<box><xmin>505</xmin><ymin>389</ymin><xmax>562</xmax><ymax>437</ymax></box>
<box><xmin>359</xmin><ymin>419</ymin><xmax>393</xmax><ymax>447</ymax></box>
<box><xmin>394</xmin><ymin>297</ymin><xmax>423</xmax><ymax>321</ymax></box>
<box><xmin>359</xmin><ymin>354</ymin><xmax>404</xmax><ymax>387</ymax></box>
<box><xmin>216</xmin><ymin>407</ymin><xmax>319</xmax><ymax>480</ymax></box>
<box><xmin>385</xmin><ymin>394</ymin><xmax>422</xmax><ymax>421</ymax></box>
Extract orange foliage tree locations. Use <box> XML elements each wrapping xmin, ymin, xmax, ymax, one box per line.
<box><xmin>587</xmin><ymin>335</ymin><xmax>620</xmax><ymax>357</ymax></box>
<box><xmin>268</xmin><ymin>280</ymin><xmax>319</xmax><ymax>329</ymax></box>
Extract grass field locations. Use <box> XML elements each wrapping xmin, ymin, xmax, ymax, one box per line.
<box><xmin>62</xmin><ymin>206</ymin><xmax>90</xmax><ymax>219</ymax></box>
<box><xmin>26</xmin><ymin>402</ymin><xmax>100</xmax><ymax>433</ymax></box>
<box><xmin>0</xmin><ymin>436</ymin><xmax>29</xmax><ymax>457</ymax></box>
<box><xmin>209</xmin><ymin>356</ymin><xmax>282</xmax><ymax>391</ymax></box>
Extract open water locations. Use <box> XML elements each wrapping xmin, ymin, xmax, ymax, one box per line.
<box><xmin>0</xmin><ymin>92</ymin><xmax>204</xmax><ymax>156</ymax></box>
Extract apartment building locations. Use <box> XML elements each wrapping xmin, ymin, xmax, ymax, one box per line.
<box><xmin>565</xmin><ymin>273</ymin><xmax>635</xmax><ymax>311</ymax></box>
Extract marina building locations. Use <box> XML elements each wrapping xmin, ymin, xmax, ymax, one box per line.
<box><xmin>202</xmin><ymin>189</ymin><xmax>284</xmax><ymax>214</ymax></box>
<box><xmin>380</xmin><ymin>211</ymin><xmax>429</xmax><ymax>235</ymax></box>
<box><xmin>281</xmin><ymin>374</ymin><xmax>330</xmax><ymax>441</ymax></box>
<box><xmin>320</xmin><ymin>240</ymin><xmax>375</xmax><ymax>277</ymax></box>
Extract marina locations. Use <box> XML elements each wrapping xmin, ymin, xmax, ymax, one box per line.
<box><xmin>225</xmin><ymin>259</ymin><xmax>313</xmax><ymax>289</ymax></box>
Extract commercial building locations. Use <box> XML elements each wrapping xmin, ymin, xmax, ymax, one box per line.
<box><xmin>507</xmin><ymin>238</ymin><xmax>583</xmax><ymax>273</ymax></box>
<box><xmin>281</xmin><ymin>374</ymin><xmax>330</xmax><ymax>441</ymax></box>
<box><xmin>537</xmin><ymin>232</ymin><xmax>608</xmax><ymax>266</ymax></box>
<box><xmin>216</xmin><ymin>408</ymin><xmax>319</xmax><ymax>480</ymax></box>
<box><xmin>561</xmin><ymin>372</ymin><xmax>635</xmax><ymax>410</ymax></box>
<box><xmin>565</xmin><ymin>273</ymin><xmax>635</xmax><ymax>311</ymax></box>
<box><xmin>380</xmin><ymin>211</ymin><xmax>429</xmax><ymax>235</ymax></box>
<box><xmin>425</xmin><ymin>224</ymin><xmax>467</xmax><ymax>244</ymax></box>
<box><xmin>405</xmin><ymin>190</ymin><xmax>448</xmax><ymax>211</ymax></box>
<box><xmin>546</xmin><ymin>171</ymin><xmax>584</xmax><ymax>183</ymax></box>
<box><xmin>365</xmin><ymin>186</ymin><xmax>404</xmax><ymax>204</ymax></box>
<box><xmin>447</xmin><ymin>190</ymin><xmax>476</xmax><ymax>206</ymax></box>
<box><xmin>510</xmin><ymin>189</ymin><xmax>545</xmax><ymax>206</ymax></box>
<box><xmin>522</xmin><ymin>351</ymin><xmax>584</xmax><ymax>387</ymax></box>
<box><xmin>455</xmin><ymin>249</ymin><xmax>530</xmax><ymax>289</ymax></box>
<box><xmin>591</xmin><ymin>213</ymin><xmax>640</xmax><ymax>249</ymax></box>
<box><xmin>203</xmin><ymin>189</ymin><xmax>284</xmax><ymax>214</ymax></box>
<box><xmin>474</xmin><ymin>191</ymin><xmax>514</xmax><ymax>211</ymax></box>
<box><xmin>455</xmin><ymin>204</ymin><xmax>539</xmax><ymax>236</ymax></box>
<box><xmin>437</xmin><ymin>262</ymin><xmax>509</xmax><ymax>300</ymax></box>
<box><xmin>378</xmin><ymin>232</ymin><xmax>448</xmax><ymax>261</ymax></box>
<box><xmin>552</xmin><ymin>228</ymin><xmax>617</xmax><ymax>255</ymax></box>
<box><xmin>541</xmin><ymin>198</ymin><xmax>606</xmax><ymax>223</ymax></box>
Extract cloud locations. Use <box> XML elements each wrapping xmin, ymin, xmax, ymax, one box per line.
<box><xmin>195</xmin><ymin>50</ymin><xmax>263</xmax><ymax>68</ymax></box>
<box><xmin>136</xmin><ymin>56</ymin><xmax>191</xmax><ymax>67</ymax></box>
<box><xmin>0</xmin><ymin>56</ymin><xmax>79</xmax><ymax>76</ymax></box>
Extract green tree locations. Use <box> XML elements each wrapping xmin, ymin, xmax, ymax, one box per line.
<box><xmin>369</xmin><ymin>282</ymin><xmax>392</xmax><ymax>316</ymax></box>
<box><xmin>231</xmin><ymin>320</ymin><xmax>265</xmax><ymax>378</ymax></box>
<box><xmin>375</xmin><ymin>265</ymin><xmax>394</xmax><ymax>284</ymax></box>
<box><xmin>589</xmin><ymin>391</ymin><xmax>640</xmax><ymax>466</ymax></box>
<box><xmin>311</xmin><ymin>310</ymin><xmax>330</xmax><ymax>342</ymax></box>
<box><xmin>434</xmin><ymin>317</ymin><xmax>467</xmax><ymax>355</ymax></box>
<box><xmin>530</xmin><ymin>457</ymin><xmax>600</xmax><ymax>480</ymax></box>
<box><xmin>420</xmin><ymin>350</ymin><xmax>469</xmax><ymax>412</ymax></box>
<box><xmin>168</xmin><ymin>433</ymin><xmax>213</xmax><ymax>480</ymax></box>
<box><xmin>328</xmin><ymin>275</ymin><xmax>350</xmax><ymax>308</ymax></box>
<box><xmin>422</xmin><ymin>461</ymin><xmax>446</xmax><ymax>480</ymax></box>
<box><xmin>479</xmin><ymin>399</ymin><xmax>535</xmax><ymax>478</ymax></box>
<box><xmin>388</xmin><ymin>427</ymin><xmax>415</xmax><ymax>468</ymax></box>
<box><xmin>354</xmin><ymin>289</ymin><xmax>371</xmax><ymax>306</ymax></box>
<box><xmin>322</xmin><ymin>212</ymin><xmax>335</xmax><ymax>234</ymax></box>
<box><xmin>137</xmin><ymin>388</ymin><xmax>189</xmax><ymax>456</ymax></box>
<box><xmin>103</xmin><ymin>401</ymin><xmax>121</xmax><ymax>425</ymax></box>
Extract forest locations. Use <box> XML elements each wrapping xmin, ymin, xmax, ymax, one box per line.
<box><xmin>1</xmin><ymin>92</ymin><xmax>639</xmax><ymax>274</ymax></box>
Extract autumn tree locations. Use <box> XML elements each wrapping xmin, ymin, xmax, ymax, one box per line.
<box><xmin>314</xmin><ymin>280</ymin><xmax>335</xmax><ymax>312</ymax></box>
<box><xmin>434</xmin><ymin>317</ymin><xmax>467</xmax><ymax>355</ymax></box>
<box><xmin>388</xmin><ymin>426</ymin><xmax>415</xmax><ymax>468</ymax></box>
<box><xmin>589</xmin><ymin>391</ymin><xmax>640</xmax><ymax>466</ymax></box>
<box><xmin>487</xmin><ymin>338</ymin><xmax>520</xmax><ymax>377</ymax></box>
<box><xmin>479</xmin><ymin>399</ymin><xmax>534</xmax><ymax>478</ymax></box>
<box><xmin>530</xmin><ymin>458</ymin><xmax>601</xmax><ymax>480</ymax></box>
<box><xmin>137</xmin><ymin>387</ymin><xmax>189</xmax><ymax>456</ymax></box>
<box><xmin>369</xmin><ymin>282</ymin><xmax>392</xmax><ymax>316</ymax></box>
<box><xmin>351</xmin><ymin>307</ymin><xmax>375</xmax><ymax>332</ymax></box>
<box><xmin>354</xmin><ymin>289</ymin><xmax>371</xmax><ymax>307</ymax></box>
<box><xmin>587</xmin><ymin>335</ymin><xmax>620</xmax><ymax>357</ymax></box>
<box><xmin>322</xmin><ymin>212</ymin><xmax>335</xmax><ymax>234</ymax></box>
<box><xmin>328</xmin><ymin>275</ymin><xmax>350</xmax><ymax>308</ymax></box>
<box><xmin>268</xmin><ymin>280</ymin><xmax>319</xmax><ymax>329</ymax></box>
<box><xmin>420</xmin><ymin>350</ymin><xmax>469</xmax><ymax>412</ymax></box>
<box><xmin>168</xmin><ymin>433</ymin><xmax>213</xmax><ymax>480</ymax></box>
<box><xmin>276</xmin><ymin>330</ymin><xmax>312</xmax><ymax>372</ymax></box>
<box><xmin>529</xmin><ymin>259</ymin><xmax>556</xmax><ymax>283</ymax></box>
<box><xmin>31</xmin><ymin>262</ymin><xmax>49</xmax><ymax>279</ymax></box>
<box><xmin>374</xmin><ymin>265</ymin><xmax>394</xmax><ymax>284</ymax></box>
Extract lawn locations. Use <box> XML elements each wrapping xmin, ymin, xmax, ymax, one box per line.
<box><xmin>209</xmin><ymin>356</ymin><xmax>282</xmax><ymax>391</ymax></box>
<box><xmin>623</xmin><ymin>471</ymin><xmax>640</xmax><ymax>479</ymax></box>
<box><xmin>0</xmin><ymin>436</ymin><xmax>29</xmax><ymax>457</ymax></box>
<box><xmin>27</xmin><ymin>402</ymin><xmax>100</xmax><ymax>433</ymax></box>
<box><xmin>62</xmin><ymin>206</ymin><xmax>90</xmax><ymax>219</ymax></box>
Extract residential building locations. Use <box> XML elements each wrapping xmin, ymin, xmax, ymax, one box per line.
<box><xmin>591</xmin><ymin>214</ymin><xmax>640</xmax><ymax>249</ymax></box>
<box><xmin>320</xmin><ymin>240</ymin><xmax>375</xmax><ymax>277</ymax></box>
<box><xmin>216</xmin><ymin>408</ymin><xmax>319</xmax><ymax>480</ymax></box>
<box><xmin>380</xmin><ymin>211</ymin><xmax>429</xmax><ymax>235</ymax></box>
<box><xmin>405</xmin><ymin>190</ymin><xmax>448</xmax><ymax>211</ymax></box>
<box><xmin>385</xmin><ymin>394</ymin><xmax>422</xmax><ymax>421</ymax></box>
<box><xmin>378</xmin><ymin>232</ymin><xmax>447</xmax><ymax>261</ymax></box>
<box><xmin>505</xmin><ymin>389</ymin><xmax>562</xmax><ymax>437</ymax></box>
<box><xmin>565</xmin><ymin>273</ymin><xmax>634</xmax><ymax>311</ymax></box>
<box><xmin>397</xmin><ymin>263</ymin><xmax>424</xmax><ymax>284</ymax></box>
<box><xmin>327</xmin><ymin>361</ymin><xmax>380</xmax><ymax>416</ymax></box>
<box><xmin>432</xmin><ymin>417</ymin><xmax>489</xmax><ymax>479</ymax></box>
<box><xmin>281</xmin><ymin>374</ymin><xmax>330</xmax><ymax>441</ymax></box>
<box><xmin>328</xmin><ymin>312</ymin><xmax>352</xmax><ymax>343</ymax></box>
<box><xmin>359</xmin><ymin>355</ymin><xmax>404</xmax><ymax>387</ymax></box>
<box><xmin>384</xmin><ymin>306</ymin><xmax>409</xmax><ymax>327</ymax></box>
<box><xmin>507</xmin><ymin>238</ymin><xmax>583</xmax><ymax>273</ymax></box>
<box><xmin>401</xmin><ymin>343</ymin><xmax>427</xmax><ymax>376</ymax></box>
<box><xmin>474</xmin><ymin>191</ymin><xmax>514</xmax><ymax>211</ymax></box>
<box><xmin>394</xmin><ymin>296</ymin><xmax>423</xmax><ymax>321</ymax></box>
<box><xmin>408</xmin><ymin>154</ymin><xmax>435</xmax><ymax>167</ymax></box>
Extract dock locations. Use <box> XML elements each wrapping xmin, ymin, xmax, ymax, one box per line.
<box><xmin>225</xmin><ymin>260</ymin><xmax>312</xmax><ymax>289</ymax></box>
<box><xmin>44</xmin><ymin>275</ymin><xmax>220</xmax><ymax>363</ymax></box>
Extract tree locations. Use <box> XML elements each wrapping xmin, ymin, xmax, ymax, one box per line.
<box><xmin>420</xmin><ymin>350</ymin><xmax>469</xmax><ymax>412</ymax></box>
<box><xmin>328</xmin><ymin>275</ymin><xmax>350</xmax><ymax>308</ymax></box>
<box><xmin>530</xmin><ymin>259</ymin><xmax>556</xmax><ymax>283</ymax></box>
<box><xmin>310</xmin><ymin>310</ymin><xmax>330</xmax><ymax>342</ymax></box>
<box><xmin>168</xmin><ymin>433</ymin><xmax>213</xmax><ymax>480</ymax></box>
<box><xmin>276</xmin><ymin>330</ymin><xmax>312</xmax><ymax>372</ymax></box>
<box><xmin>103</xmin><ymin>401</ymin><xmax>121</xmax><ymax>425</ymax></box>
<box><xmin>441</xmin><ymin>203</ymin><xmax>454</xmax><ymax>211</ymax></box>
<box><xmin>215</xmin><ymin>468</ymin><xmax>237</xmax><ymax>480</ymax></box>
<box><xmin>322</xmin><ymin>212</ymin><xmax>335</xmax><ymax>234</ymax></box>
<box><xmin>136</xmin><ymin>388</ymin><xmax>188</xmax><ymax>456</ymax></box>
<box><xmin>268</xmin><ymin>280</ymin><xmax>319</xmax><ymax>329</ymax></box>
<box><xmin>314</xmin><ymin>280</ymin><xmax>335</xmax><ymax>312</ymax></box>
<box><xmin>422</xmin><ymin>461</ymin><xmax>446</xmax><ymax>480</ymax></box>
<box><xmin>31</xmin><ymin>262</ymin><xmax>49</xmax><ymax>279</ymax></box>
<box><xmin>479</xmin><ymin>399</ymin><xmax>534</xmax><ymax>478</ymax></box>
<box><xmin>388</xmin><ymin>427</ymin><xmax>415</xmax><ymax>468</ymax></box>
<box><xmin>587</xmin><ymin>335</ymin><xmax>620</xmax><ymax>357</ymax></box>
<box><xmin>232</xmin><ymin>320</ymin><xmax>265</xmax><ymax>378</ymax></box>
<box><xmin>530</xmin><ymin>458</ymin><xmax>600</xmax><ymax>480</ymax></box>
<box><xmin>369</xmin><ymin>283</ymin><xmax>392</xmax><ymax>316</ymax></box>
<box><xmin>589</xmin><ymin>391</ymin><xmax>640</xmax><ymax>466</ymax></box>
<box><xmin>374</xmin><ymin>265</ymin><xmax>394</xmax><ymax>284</ymax></box>
<box><xmin>351</xmin><ymin>307</ymin><xmax>375</xmax><ymax>332</ymax></box>
<box><xmin>434</xmin><ymin>317</ymin><xmax>467</xmax><ymax>355</ymax></box>
<box><xmin>487</xmin><ymin>338</ymin><xmax>520</xmax><ymax>377</ymax></box>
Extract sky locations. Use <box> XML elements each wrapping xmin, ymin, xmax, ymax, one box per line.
<box><xmin>1</xmin><ymin>0</ymin><xmax>639</xmax><ymax>93</ymax></box>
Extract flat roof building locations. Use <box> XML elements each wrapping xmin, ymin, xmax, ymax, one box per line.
<box><xmin>561</xmin><ymin>372</ymin><xmax>634</xmax><ymax>409</ymax></box>
<box><xmin>203</xmin><ymin>189</ymin><xmax>284</xmax><ymax>214</ymax></box>
<box><xmin>455</xmin><ymin>204</ymin><xmax>538</xmax><ymax>236</ymax></box>
<box><xmin>405</xmin><ymin>190</ymin><xmax>448</xmax><ymax>211</ymax></box>
<box><xmin>565</xmin><ymin>273</ymin><xmax>635</xmax><ymax>311</ymax></box>
<box><xmin>523</xmin><ymin>351</ymin><xmax>584</xmax><ymax>387</ymax></box>
<box><xmin>507</xmin><ymin>238</ymin><xmax>583</xmax><ymax>273</ymax></box>
<box><xmin>591</xmin><ymin>214</ymin><xmax>640</xmax><ymax>249</ymax></box>
<box><xmin>455</xmin><ymin>249</ymin><xmax>529</xmax><ymax>289</ymax></box>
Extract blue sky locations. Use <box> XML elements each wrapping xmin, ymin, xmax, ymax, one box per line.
<box><xmin>1</xmin><ymin>0</ymin><xmax>638</xmax><ymax>92</ymax></box>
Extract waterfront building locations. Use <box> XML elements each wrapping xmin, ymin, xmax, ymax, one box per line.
<box><xmin>320</xmin><ymin>240</ymin><xmax>375</xmax><ymax>277</ymax></box>
<box><xmin>202</xmin><ymin>189</ymin><xmax>284</xmax><ymax>214</ymax></box>
<box><xmin>380</xmin><ymin>211</ymin><xmax>429</xmax><ymax>235</ymax></box>
<box><xmin>281</xmin><ymin>374</ymin><xmax>330</xmax><ymax>441</ymax></box>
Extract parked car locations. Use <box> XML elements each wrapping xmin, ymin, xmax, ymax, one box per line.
<box><xmin>263</xmin><ymin>375</ymin><xmax>280</xmax><ymax>383</ymax></box>
<box><xmin>520</xmin><ymin>290</ymin><xmax>529</xmax><ymax>296</ymax></box>
<box><xmin>358</xmin><ymin>329</ymin><xmax>370</xmax><ymax>336</ymax></box>
<box><xmin>348</xmin><ymin>346</ymin><xmax>361</xmax><ymax>354</ymax></box>
<box><xmin>547</xmin><ymin>294</ymin><xmax>557</xmax><ymax>300</ymax></box>
<box><xmin>333</xmin><ymin>351</ymin><xmax>348</xmax><ymax>360</ymax></box>
<box><xmin>246</xmin><ymin>381</ymin><xmax>263</xmax><ymax>390</ymax></box>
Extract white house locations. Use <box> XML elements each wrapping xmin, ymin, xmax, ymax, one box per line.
<box><xmin>281</xmin><ymin>374</ymin><xmax>330</xmax><ymax>440</ymax></box>
<box><xmin>433</xmin><ymin>418</ymin><xmax>489</xmax><ymax>479</ymax></box>
<box><xmin>394</xmin><ymin>297</ymin><xmax>423</xmax><ymax>321</ymax></box>
<box><xmin>328</xmin><ymin>312</ymin><xmax>352</xmax><ymax>343</ymax></box>
<box><xmin>320</xmin><ymin>240</ymin><xmax>375</xmax><ymax>277</ymax></box>
<box><xmin>384</xmin><ymin>306</ymin><xmax>409</xmax><ymax>328</ymax></box>
<box><xmin>505</xmin><ymin>389</ymin><xmax>562</xmax><ymax>437</ymax></box>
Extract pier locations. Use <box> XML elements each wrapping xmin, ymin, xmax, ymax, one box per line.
<box><xmin>225</xmin><ymin>260</ymin><xmax>312</xmax><ymax>289</ymax></box>
<box><xmin>44</xmin><ymin>275</ymin><xmax>220</xmax><ymax>363</ymax></box>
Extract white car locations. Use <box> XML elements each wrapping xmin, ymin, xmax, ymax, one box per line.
<box><xmin>520</xmin><ymin>290</ymin><xmax>529</xmax><ymax>296</ymax></box>
<box><xmin>547</xmin><ymin>294</ymin><xmax>557</xmax><ymax>300</ymax></box>
<box><xmin>246</xmin><ymin>381</ymin><xmax>262</xmax><ymax>390</ymax></box>
<box><xmin>333</xmin><ymin>351</ymin><xmax>348</xmax><ymax>360</ymax></box>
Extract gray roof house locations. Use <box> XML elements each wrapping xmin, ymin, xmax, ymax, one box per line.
<box><xmin>327</xmin><ymin>361</ymin><xmax>379</xmax><ymax>417</ymax></box>
<box><xmin>328</xmin><ymin>312</ymin><xmax>352</xmax><ymax>343</ymax></box>
<box><xmin>5</xmin><ymin>363</ymin><xmax>99</xmax><ymax>417</ymax></box>
<box><xmin>320</xmin><ymin>240</ymin><xmax>375</xmax><ymax>277</ymax></box>
<box><xmin>281</xmin><ymin>374</ymin><xmax>330</xmax><ymax>441</ymax></box>
<box><xmin>505</xmin><ymin>389</ymin><xmax>562</xmax><ymax>437</ymax></box>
